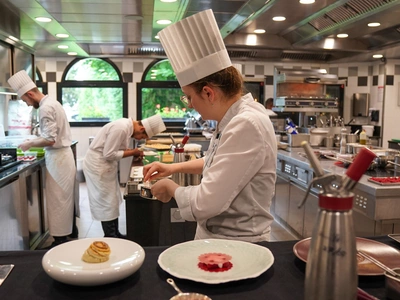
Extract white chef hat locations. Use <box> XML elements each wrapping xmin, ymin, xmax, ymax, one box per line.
<box><xmin>142</xmin><ymin>114</ymin><xmax>166</xmax><ymax>138</ymax></box>
<box><xmin>159</xmin><ymin>9</ymin><xmax>232</xmax><ymax>87</ymax></box>
<box><xmin>7</xmin><ymin>70</ymin><xmax>37</xmax><ymax>98</ymax></box>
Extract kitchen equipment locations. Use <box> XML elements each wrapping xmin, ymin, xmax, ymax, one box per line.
<box><xmin>339</xmin><ymin>127</ymin><xmax>347</xmax><ymax>154</ymax></box>
<box><xmin>385</xmin><ymin>269</ymin><xmax>400</xmax><ymax>300</ymax></box>
<box><xmin>300</xmin><ymin>143</ymin><xmax>376</xmax><ymax>300</ymax></box>
<box><xmin>352</xmin><ymin>93</ymin><xmax>370</xmax><ymax>117</ymax></box>
<box><xmin>167</xmin><ymin>278</ymin><xmax>211</xmax><ymax>300</ymax></box>
<box><xmin>309</xmin><ymin>128</ymin><xmax>329</xmax><ymax>147</ymax></box>
<box><xmin>324</xmin><ymin>136</ymin><xmax>334</xmax><ymax>148</ymax></box>
<box><xmin>287</xmin><ymin>133</ymin><xmax>310</xmax><ymax>147</ymax></box>
<box><xmin>140</xmin><ymin>183</ymin><xmax>157</xmax><ymax>200</ymax></box>
<box><xmin>172</xmin><ymin>135</ymin><xmax>189</xmax><ymax>185</ymax></box>
<box><xmin>294</xmin><ymin>237</ymin><xmax>400</xmax><ymax>276</ymax></box>
<box><xmin>357</xmin><ymin>251</ymin><xmax>399</xmax><ymax>277</ymax></box>
<box><xmin>346</xmin><ymin>133</ymin><xmax>358</xmax><ymax>143</ymax></box>
<box><xmin>0</xmin><ymin>264</ymin><xmax>14</xmax><ymax>286</ymax></box>
<box><xmin>362</xmin><ymin>125</ymin><xmax>374</xmax><ymax>137</ymax></box>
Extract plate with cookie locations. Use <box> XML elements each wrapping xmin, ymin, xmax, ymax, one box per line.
<box><xmin>42</xmin><ymin>238</ymin><xmax>145</xmax><ymax>286</ymax></box>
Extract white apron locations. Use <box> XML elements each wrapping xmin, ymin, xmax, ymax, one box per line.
<box><xmin>45</xmin><ymin>147</ymin><xmax>76</xmax><ymax>236</ymax></box>
<box><xmin>83</xmin><ymin>149</ymin><xmax>122</xmax><ymax>221</ymax></box>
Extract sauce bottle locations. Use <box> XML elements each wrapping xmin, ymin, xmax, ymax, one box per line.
<box><xmin>359</xmin><ymin>130</ymin><xmax>367</xmax><ymax>145</ymax></box>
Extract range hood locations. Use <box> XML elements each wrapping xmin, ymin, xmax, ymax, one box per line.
<box><xmin>273</xmin><ymin>67</ymin><xmax>344</xmax><ymax>113</ymax></box>
<box><xmin>275</xmin><ymin>68</ymin><xmax>341</xmax><ymax>84</ymax></box>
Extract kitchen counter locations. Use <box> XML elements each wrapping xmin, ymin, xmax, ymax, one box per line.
<box><xmin>0</xmin><ymin>141</ymin><xmax>78</xmax><ymax>250</ymax></box>
<box><xmin>0</xmin><ymin>157</ymin><xmax>45</xmax><ymax>186</ymax></box>
<box><xmin>0</xmin><ymin>235</ymin><xmax>394</xmax><ymax>299</ymax></box>
<box><xmin>275</xmin><ymin>147</ymin><xmax>400</xmax><ymax>238</ymax></box>
<box><xmin>277</xmin><ymin>148</ymin><xmax>400</xmax><ymax>198</ymax></box>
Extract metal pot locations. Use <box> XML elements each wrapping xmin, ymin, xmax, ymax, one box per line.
<box><xmin>346</xmin><ymin>134</ymin><xmax>358</xmax><ymax>143</ymax></box>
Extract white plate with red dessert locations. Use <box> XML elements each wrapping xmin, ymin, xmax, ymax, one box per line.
<box><xmin>158</xmin><ymin>239</ymin><xmax>274</xmax><ymax>284</ymax></box>
<box><xmin>42</xmin><ymin>238</ymin><xmax>145</xmax><ymax>286</ymax></box>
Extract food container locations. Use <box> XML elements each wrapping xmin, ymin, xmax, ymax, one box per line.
<box><xmin>310</xmin><ymin>128</ymin><xmax>329</xmax><ymax>147</ymax></box>
<box><xmin>139</xmin><ymin>182</ymin><xmax>159</xmax><ymax>200</ymax></box>
<box><xmin>287</xmin><ymin>133</ymin><xmax>310</xmax><ymax>147</ymax></box>
<box><xmin>385</xmin><ymin>268</ymin><xmax>400</xmax><ymax>300</ymax></box>
<box><xmin>346</xmin><ymin>134</ymin><xmax>358</xmax><ymax>143</ymax></box>
<box><xmin>362</xmin><ymin>125</ymin><xmax>374</xmax><ymax>137</ymax></box>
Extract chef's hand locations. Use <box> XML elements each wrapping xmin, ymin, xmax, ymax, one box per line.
<box><xmin>18</xmin><ymin>140</ymin><xmax>32</xmax><ymax>152</ymax></box>
<box><xmin>151</xmin><ymin>178</ymin><xmax>179</xmax><ymax>203</ymax></box>
<box><xmin>132</xmin><ymin>148</ymin><xmax>144</xmax><ymax>158</ymax></box>
<box><xmin>143</xmin><ymin>162</ymin><xmax>173</xmax><ymax>182</ymax></box>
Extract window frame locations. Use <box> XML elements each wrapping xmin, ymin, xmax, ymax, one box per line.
<box><xmin>57</xmin><ymin>57</ymin><xmax>128</xmax><ymax>127</ymax></box>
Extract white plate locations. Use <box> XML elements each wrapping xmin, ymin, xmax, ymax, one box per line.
<box><xmin>42</xmin><ymin>238</ymin><xmax>145</xmax><ymax>286</ymax></box>
<box><xmin>158</xmin><ymin>239</ymin><xmax>274</xmax><ymax>284</ymax></box>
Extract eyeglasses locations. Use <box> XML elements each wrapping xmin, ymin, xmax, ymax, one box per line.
<box><xmin>180</xmin><ymin>95</ymin><xmax>191</xmax><ymax>106</ymax></box>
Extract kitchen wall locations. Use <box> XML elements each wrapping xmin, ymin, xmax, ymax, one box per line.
<box><xmin>35</xmin><ymin>57</ymin><xmax>400</xmax><ymax>159</ymax></box>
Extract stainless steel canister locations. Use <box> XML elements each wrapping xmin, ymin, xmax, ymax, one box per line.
<box><xmin>324</xmin><ymin>136</ymin><xmax>334</xmax><ymax>148</ymax></box>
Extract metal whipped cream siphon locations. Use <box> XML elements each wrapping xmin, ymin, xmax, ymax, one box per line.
<box><xmin>298</xmin><ymin>142</ymin><xmax>376</xmax><ymax>300</ymax></box>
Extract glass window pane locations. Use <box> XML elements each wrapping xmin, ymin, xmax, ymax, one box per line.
<box><xmin>65</xmin><ymin>58</ymin><xmax>119</xmax><ymax>81</ymax></box>
<box><xmin>144</xmin><ymin>60</ymin><xmax>177</xmax><ymax>81</ymax></box>
<box><xmin>141</xmin><ymin>87</ymin><xmax>194</xmax><ymax>119</ymax></box>
<box><xmin>62</xmin><ymin>87</ymin><xmax>123</xmax><ymax>122</ymax></box>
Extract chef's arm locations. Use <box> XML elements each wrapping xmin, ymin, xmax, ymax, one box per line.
<box><xmin>122</xmin><ymin>148</ymin><xmax>143</xmax><ymax>158</ymax></box>
<box><xmin>19</xmin><ymin>137</ymin><xmax>54</xmax><ymax>151</ymax></box>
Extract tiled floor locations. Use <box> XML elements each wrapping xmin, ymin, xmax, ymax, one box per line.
<box><xmin>41</xmin><ymin>182</ymin><xmax>297</xmax><ymax>247</ymax></box>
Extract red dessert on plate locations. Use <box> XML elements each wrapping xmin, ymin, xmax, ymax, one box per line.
<box><xmin>198</xmin><ymin>253</ymin><xmax>233</xmax><ymax>272</ymax></box>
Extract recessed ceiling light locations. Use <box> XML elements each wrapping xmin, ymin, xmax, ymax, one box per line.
<box><xmin>299</xmin><ymin>0</ymin><xmax>315</xmax><ymax>3</ymax></box>
<box><xmin>35</xmin><ymin>17</ymin><xmax>52</xmax><ymax>23</ymax></box>
<box><xmin>368</xmin><ymin>22</ymin><xmax>381</xmax><ymax>27</ymax></box>
<box><xmin>67</xmin><ymin>52</ymin><xmax>77</xmax><ymax>56</ymax></box>
<box><xmin>56</xmin><ymin>33</ymin><xmax>69</xmax><ymax>38</ymax></box>
<box><xmin>373</xmin><ymin>54</ymin><xmax>383</xmax><ymax>58</ymax></box>
<box><xmin>254</xmin><ymin>29</ymin><xmax>266</xmax><ymax>34</ymax></box>
<box><xmin>337</xmin><ymin>33</ymin><xmax>348</xmax><ymax>38</ymax></box>
<box><xmin>272</xmin><ymin>16</ymin><xmax>286</xmax><ymax>22</ymax></box>
<box><xmin>323</xmin><ymin>38</ymin><xmax>335</xmax><ymax>49</ymax></box>
<box><xmin>154</xmin><ymin>35</ymin><xmax>160</xmax><ymax>39</ymax></box>
<box><xmin>57</xmin><ymin>45</ymin><xmax>69</xmax><ymax>49</ymax></box>
<box><xmin>156</xmin><ymin>19</ymin><xmax>172</xmax><ymax>25</ymax></box>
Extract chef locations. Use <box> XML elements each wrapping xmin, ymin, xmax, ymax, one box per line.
<box><xmin>8</xmin><ymin>70</ymin><xmax>76</xmax><ymax>248</ymax></box>
<box><xmin>143</xmin><ymin>9</ymin><xmax>277</xmax><ymax>242</ymax></box>
<box><xmin>83</xmin><ymin>115</ymin><xmax>166</xmax><ymax>237</ymax></box>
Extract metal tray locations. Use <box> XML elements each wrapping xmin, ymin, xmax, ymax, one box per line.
<box><xmin>368</xmin><ymin>177</ymin><xmax>400</xmax><ymax>186</ymax></box>
<box><xmin>388</xmin><ymin>234</ymin><xmax>400</xmax><ymax>244</ymax></box>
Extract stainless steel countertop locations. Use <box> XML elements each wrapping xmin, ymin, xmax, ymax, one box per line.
<box><xmin>277</xmin><ymin>148</ymin><xmax>400</xmax><ymax>198</ymax></box>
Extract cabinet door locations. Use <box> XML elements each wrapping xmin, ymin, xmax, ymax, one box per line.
<box><xmin>273</xmin><ymin>174</ymin><xmax>290</xmax><ymax>223</ymax></box>
<box><xmin>26</xmin><ymin>169</ymin><xmax>42</xmax><ymax>247</ymax></box>
<box><xmin>288</xmin><ymin>181</ymin><xmax>306</xmax><ymax>238</ymax></box>
<box><xmin>303</xmin><ymin>192</ymin><xmax>319</xmax><ymax>238</ymax></box>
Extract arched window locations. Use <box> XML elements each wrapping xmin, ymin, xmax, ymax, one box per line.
<box><xmin>35</xmin><ymin>67</ymin><xmax>47</xmax><ymax>94</ymax></box>
<box><xmin>58</xmin><ymin>57</ymin><xmax>127</xmax><ymax>127</ymax></box>
<box><xmin>137</xmin><ymin>59</ymin><xmax>195</xmax><ymax>129</ymax></box>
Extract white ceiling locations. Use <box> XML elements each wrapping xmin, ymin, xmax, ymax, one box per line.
<box><xmin>1</xmin><ymin>0</ymin><xmax>400</xmax><ymax>63</ymax></box>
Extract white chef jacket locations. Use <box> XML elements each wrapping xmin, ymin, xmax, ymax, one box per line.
<box><xmin>83</xmin><ymin>118</ymin><xmax>133</xmax><ymax>221</ymax></box>
<box><xmin>175</xmin><ymin>93</ymin><xmax>277</xmax><ymax>242</ymax></box>
<box><xmin>39</xmin><ymin>95</ymin><xmax>76</xmax><ymax>236</ymax></box>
